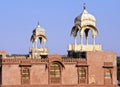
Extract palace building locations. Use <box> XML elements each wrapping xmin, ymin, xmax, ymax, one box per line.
<box><xmin>0</xmin><ymin>4</ymin><xmax>117</xmax><ymax>87</ymax></box>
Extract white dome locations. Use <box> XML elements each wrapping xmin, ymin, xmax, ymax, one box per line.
<box><xmin>34</xmin><ymin>23</ymin><xmax>46</xmax><ymax>36</ymax></box>
<box><xmin>74</xmin><ymin>5</ymin><xmax>96</xmax><ymax>27</ymax></box>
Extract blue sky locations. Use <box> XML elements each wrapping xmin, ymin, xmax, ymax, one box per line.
<box><xmin>0</xmin><ymin>0</ymin><xmax>120</xmax><ymax>56</ymax></box>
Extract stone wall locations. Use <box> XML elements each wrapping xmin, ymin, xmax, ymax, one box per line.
<box><xmin>0</xmin><ymin>52</ymin><xmax>117</xmax><ymax>87</ymax></box>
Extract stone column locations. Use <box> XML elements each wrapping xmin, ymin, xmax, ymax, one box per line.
<box><xmin>32</xmin><ymin>43</ymin><xmax>34</xmax><ymax>48</ymax></box>
<box><xmin>92</xmin><ymin>35</ymin><xmax>96</xmax><ymax>51</ymax></box>
<box><xmin>35</xmin><ymin>39</ymin><xmax>38</xmax><ymax>48</ymax></box>
<box><xmin>74</xmin><ymin>37</ymin><xmax>77</xmax><ymax>51</ymax></box>
<box><xmin>86</xmin><ymin>36</ymin><xmax>88</xmax><ymax>45</ymax></box>
<box><xmin>80</xmin><ymin>30</ymin><xmax>84</xmax><ymax>45</ymax></box>
<box><xmin>92</xmin><ymin>35</ymin><xmax>96</xmax><ymax>45</ymax></box>
<box><xmin>80</xmin><ymin>35</ymin><xmax>83</xmax><ymax>51</ymax></box>
<box><xmin>74</xmin><ymin>37</ymin><xmax>77</xmax><ymax>45</ymax></box>
<box><xmin>80</xmin><ymin>35</ymin><xmax>83</xmax><ymax>45</ymax></box>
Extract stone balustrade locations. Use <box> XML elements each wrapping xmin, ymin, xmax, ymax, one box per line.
<box><xmin>1</xmin><ymin>57</ymin><xmax>87</xmax><ymax>65</ymax></box>
<box><xmin>68</xmin><ymin>44</ymin><xmax>102</xmax><ymax>52</ymax></box>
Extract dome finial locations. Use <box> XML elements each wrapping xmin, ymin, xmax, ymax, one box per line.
<box><xmin>83</xmin><ymin>3</ymin><xmax>86</xmax><ymax>10</ymax></box>
<box><xmin>37</xmin><ymin>21</ymin><xmax>40</xmax><ymax>27</ymax></box>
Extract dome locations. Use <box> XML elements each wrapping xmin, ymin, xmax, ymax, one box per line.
<box><xmin>74</xmin><ymin>4</ymin><xmax>96</xmax><ymax>27</ymax></box>
<box><xmin>34</xmin><ymin>22</ymin><xmax>46</xmax><ymax>36</ymax></box>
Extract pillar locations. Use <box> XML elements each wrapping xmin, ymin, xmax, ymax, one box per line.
<box><xmin>80</xmin><ymin>35</ymin><xmax>83</xmax><ymax>45</ymax></box>
<box><xmin>74</xmin><ymin>37</ymin><xmax>77</xmax><ymax>51</ymax></box>
<box><xmin>92</xmin><ymin>35</ymin><xmax>96</xmax><ymax>51</ymax></box>
<box><xmin>74</xmin><ymin>37</ymin><xmax>77</xmax><ymax>45</ymax></box>
<box><xmin>32</xmin><ymin>43</ymin><xmax>34</xmax><ymax>48</ymax></box>
<box><xmin>35</xmin><ymin>39</ymin><xmax>38</xmax><ymax>48</ymax></box>
<box><xmin>80</xmin><ymin>35</ymin><xmax>83</xmax><ymax>51</ymax></box>
<box><xmin>86</xmin><ymin>36</ymin><xmax>88</xmax><ymax>45</ymax></box>
<box><xmin>92</xmin><ymin>35</ymin><xmax>96</xmax><ymax>45</ymax></box>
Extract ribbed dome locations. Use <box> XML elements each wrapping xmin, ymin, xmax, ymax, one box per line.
<box><xmin>34</xmin><ymin>22</ymin><xmax>46</xmax><ymax>36</ymax></box>
<box><xmin>74</xmin><ymin>4</ymin><xmax>96</xmax><ymax>27</ymax></box>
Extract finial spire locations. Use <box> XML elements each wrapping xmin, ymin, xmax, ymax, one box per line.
<box><xmin>37</xmin><ymin>21</ymin><xmax>40</xmax><ymax>27</ymax></box>
<box><xmin>83</xmin><ymin>3</ymin><xmax>86</xmax><ymax>10</ymax></box>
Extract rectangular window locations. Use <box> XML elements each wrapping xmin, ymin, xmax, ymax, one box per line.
<box><xmin>104</xmin><ymin>68</ymin><xmax>112</xmax><ymax>84</ymax></box>
<box><xmin>78</xmin><ymin>67</ymin><xmax>87</xmax><ymax>84</ymax></box>
<box><xmin>21</xmin><ymin>67</ymin><xmax>30</xmax><ymax>84</ymax></box>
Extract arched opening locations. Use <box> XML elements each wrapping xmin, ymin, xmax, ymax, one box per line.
<box><xmin>80</xmin><ymin>25</ymin><xmax>98</xmax><ymax>45</ymax></box>
<box><xmin>84</xmin><ymin>28</ymin><xmax>93</xmax><ymax>44</ymax></box>
<box><xmin>71</xmin><ymin>25</ymin><xmax>81</xmax><ymax>45</ymax></box>
<box><xmin>49</xmin><ymin>62</ymin><xmax>62</xmax><ymax>84</ymax></box>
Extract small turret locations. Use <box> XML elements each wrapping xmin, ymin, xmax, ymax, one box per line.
<box><xmin>68</xmin><ymin>3</ymin><xmax>102</xmax><ymax>58</ymax></box>
<box><xmin>29</xmin><ymin>22</ymin><xmax>48</xmax><ymax>58</ymax></box>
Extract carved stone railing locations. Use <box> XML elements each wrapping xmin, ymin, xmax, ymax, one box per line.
<box><xmin>1</xmin><ymin>58</ymin><xmax>87</xmax><ymax>65</ymax></box>
<box><xmin>62</xmin><ymin>58</ymin><xmax>87</xmax><ymax>64</ymax></box>
<box><xmin>68</xmin><ymin>44</ymin><xmax>102</xmax><ymax>51</ymax></box>
<box><xmin>2</xmin><ymin>58</ymin><xmax>48</xmax><ymax>65</ymax></box>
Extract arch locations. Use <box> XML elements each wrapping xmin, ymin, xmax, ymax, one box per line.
<box><xmin>51</xmin><ymin>61</ymin><xmax>65</xmax><ymax>69</ymax></box>
<box><xmin>50</xmin><ymin>63</ymin><xmax>61</xmax><ymax>78</ymax></box>
<box><xmin>71</xmin><ymin>24</ymin><xmax>81</xmax><ymax>37</ymax></box>
<box><xmin>79</xmin><ymin>25</ymin><xmax>98</xmax><ymax>45</ymax></box>
<box><xmin>71</xmin><ymin>24</ymin><xmax>81</xmax><ymax>45</ymax></box>
<box><xmin>80</xmin><ymin>25</ymin><xmax>98</xmax><ymax>36</ymax></box>
<box><xmin>49</xmin><ymin>61</ymin><xmax>63</xmax><ymax>84</ymax></box>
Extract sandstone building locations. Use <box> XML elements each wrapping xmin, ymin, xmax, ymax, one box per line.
<box><xmin>0</xmin><ymin>4</ymin><xmax>117</xmax><ymax>87</ymax></box>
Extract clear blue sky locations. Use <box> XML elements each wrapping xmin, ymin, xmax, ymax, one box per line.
<box><xmin>0</xmin><ymin>0</ymin><xmax>120</xmax><ymax>56</ymax></box>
